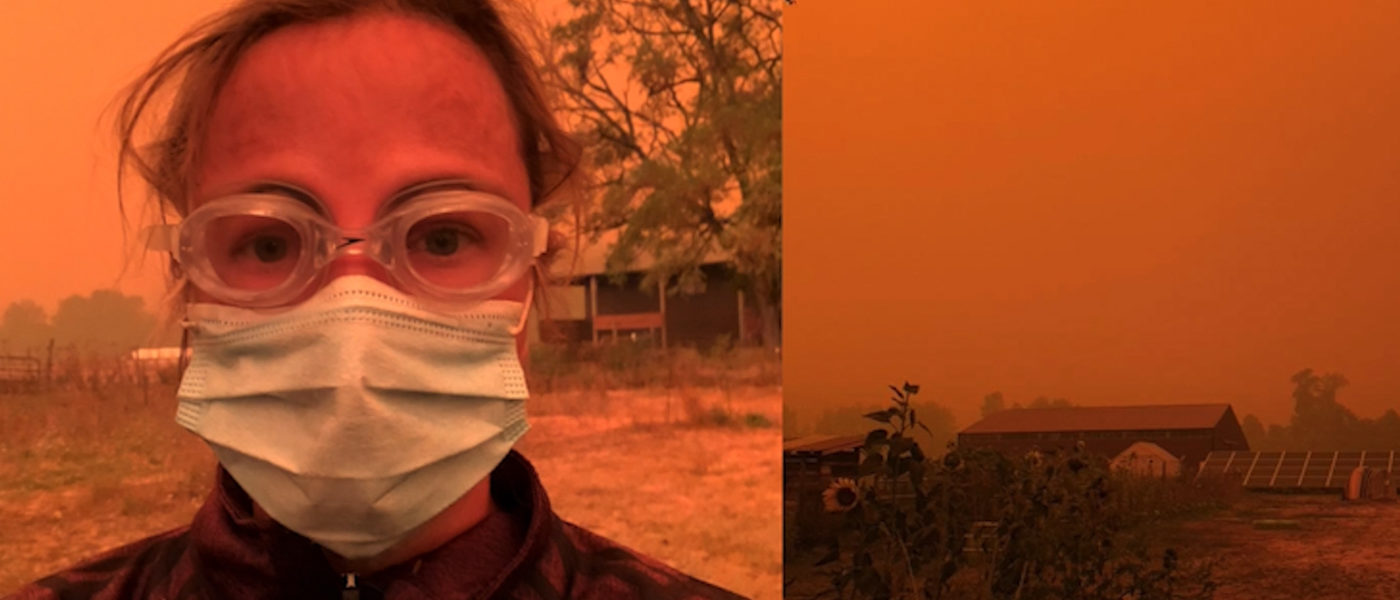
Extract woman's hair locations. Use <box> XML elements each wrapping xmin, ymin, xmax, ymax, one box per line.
<box><xmin>116</xmin><ymin>0</ymin><xmax>581</xmax><ymax>328</ymax></box>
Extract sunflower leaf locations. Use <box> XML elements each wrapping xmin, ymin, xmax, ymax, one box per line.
<box><xmin>863</xmin><ymin>408</ymin><xmax>896</xmax><ymax>424</ymax></box>
<box><xmin>864</xmin><ymin>429</ymin><xmax>889</xmax><ymax>449</ymax></box>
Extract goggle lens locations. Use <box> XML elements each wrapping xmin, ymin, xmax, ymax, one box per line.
<box><xmin>203</xmin><ymin>214</ymin><xmax>305</xmax><ymax>292</ymax></box>
<box><xmin>403</xmin><ymin>210</ymin><xmax>515</xmax><ymax>291</ymax></box>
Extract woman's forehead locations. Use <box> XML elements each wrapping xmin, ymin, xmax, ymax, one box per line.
<box><xmin>194</xmin><ymin>12</ymin><xmax>528</xmax><ymax>210</ymax></box>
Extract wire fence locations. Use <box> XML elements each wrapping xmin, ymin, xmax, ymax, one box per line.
<box><xmin>0</xmin><ymin>342</ymin><xmax>184</xmax><ymax>395</ymax></box>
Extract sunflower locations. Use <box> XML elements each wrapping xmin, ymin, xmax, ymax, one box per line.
<box><xmin>822</xmin><ymin>478</ymin><xmax>860</xmax><ymax>513</ymax></box>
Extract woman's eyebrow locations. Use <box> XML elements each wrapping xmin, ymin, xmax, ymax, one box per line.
<box><xmin>378</xmin><ymin>179</ymin><xmax>485</xmax><ymax>215</ymax></box>
<box><xmin>241</xmin><ymin>182</ymin><xmax>325</xmax><ymax>213</ymax></box>
<box><xmin>237</xmin><ymin>179</ymin><xmax>488</xmax><ymax>216</ymax></box>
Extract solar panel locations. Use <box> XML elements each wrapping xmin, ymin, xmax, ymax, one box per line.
<box><xmin>1244</xmin><ymin>452</ymin><xmax>1279</xmax><ymax>487</ymax></box>
<box><xmin>1195</xmin><ymin>450</ymin><xmax>1400</xmax><ymax>491</ymax></box>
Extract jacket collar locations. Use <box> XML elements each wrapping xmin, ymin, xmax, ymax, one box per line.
<box><xmin>188</xmin><ymin>451</ymin><xmax>554</xmax><ymax>599</ymax></box>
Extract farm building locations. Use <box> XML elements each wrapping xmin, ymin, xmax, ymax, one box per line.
<box><xmin>784</xmin><ymin>433</ymin><xmax>863</xmax><ymax>483</ymax></box>
<box><xmin>783</xmin><ymin>434</ymin><xmax>864</xmax><ymax>545</ymax></box>
<box><xmin>1196</xmin><ymin>450</ymin><xmax>1400</xmax><ymax>494</ymax></box>
<box><xmin>526</xmin><ymin>235</ymin><xmax>762</xmax><ymax>349</ymax></box>
<box><xmin>1111</xmin><ymin>441</ymin><xmax>1182</xmax><ymax>479</ymax></box>
<box><xmin>958</xmin><ymin>403</ymin><xmax>1250</xmax><ymax>473</ymax></box>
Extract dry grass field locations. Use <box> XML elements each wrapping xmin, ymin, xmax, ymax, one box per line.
<box><xmin>0</xmin><ymin>382</ymin><xmax>781</xmax><ymax>599</ymax></box>
<box><xmin>1155</xmin><ymin>493</ymin><xmax>1400</xmax><ymax>600</ymax></box>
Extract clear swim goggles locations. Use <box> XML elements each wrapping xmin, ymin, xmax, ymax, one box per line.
<box><xmin>146</xmin><ymin>189</ymin><xmax>548</xmax><ymax>309</ymax></box>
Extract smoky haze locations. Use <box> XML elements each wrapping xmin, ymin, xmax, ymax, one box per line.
<box><xmin>785</xmin><ymin>1</ymin><xmax>1400</xmax><ymax>435</ymax></box>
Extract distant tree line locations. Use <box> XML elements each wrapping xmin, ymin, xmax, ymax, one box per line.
<box><xmin>0</xmin><ymin>290</ymin><xmax>171</xmax><ymax>357</ymax></box>
<box><xmin>1240</xmin><ymin>368</ymin><xmax>1400</xmax><ymax>451</ymax></box>
<box><xmin>979</xmin><ymin>391</ymin><xmax>1073</xmax><ymax>417</ymax></box>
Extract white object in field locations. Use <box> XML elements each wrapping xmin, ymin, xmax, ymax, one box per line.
<box><xmin>129</xmin><ymin>346</ymin><xmax>188</xmax><ymax>362</ymax></box>
<box><xmin>1110</xmin><ymin>441</ymin><xmax>1182</xmax><ymax>479</ymax></box>
<box><xmin>1345</xmin><ymin>466</ymin><xmax>1398</xmax><ymax>501</ymax></box>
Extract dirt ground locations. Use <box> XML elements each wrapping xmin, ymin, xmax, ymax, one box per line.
<box><xmin>1156</xmin><ymin>493</ymin><xmax>1400</xmax><ymax>600</ymax></box>
<box><xmin>784</xmin><ymin>493</ymin><xmax>1400</xmax><ymax>600</ymax></box>
<box><xmin>0</xmin><ymin>384</ymin><xmax>781</xmax><ymax>599</ymax></box>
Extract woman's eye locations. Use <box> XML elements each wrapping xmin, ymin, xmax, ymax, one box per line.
<box><xmin>252</xmin><ymin>235</ymin><xmax>289</xmax><ymax>262</ymax></box>
<box><xmin>424</xmin><ymin>228</ymin><xmax>461</xmax><ymax>256</ymax></box>
<box><xmin>410</xmin><ymin>224</ymin><xmax>482</xmax><ymax>257</ymax></box>
<box><xmin>232</xmin><ymin>233</ymin><xmax>292</xmax><ymax>263</ymax></box>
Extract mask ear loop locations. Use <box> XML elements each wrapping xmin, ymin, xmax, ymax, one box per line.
<box><xmin>167</xmin><ymin>264</ymin><xmax>194</xmax><ymax>376</ymax></box>
<box><xmin>508</xmin><ymin>216</ymin><xmax>549</xmax><ymax>337</ymax></box>
<box><xmin>507</xmin><ymin>279</ymin><xmax>535</xmax><ymax>336</ymax></box>
<box><xmin>143</xmin><ymin>222</ymin><xmax>196</xmax><ymax>374</ymax></box>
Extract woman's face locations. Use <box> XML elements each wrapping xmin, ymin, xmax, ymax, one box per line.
<box><xmin>190</xmin><ymin>12</ymin><xmax>533</xmax><ymax>354</ymax></box>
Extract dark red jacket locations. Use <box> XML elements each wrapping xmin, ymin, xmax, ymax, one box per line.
<box><xmin>5</xmin><ymin>451</ymin><xmax>746</xmax><ymax>600</ymax></box>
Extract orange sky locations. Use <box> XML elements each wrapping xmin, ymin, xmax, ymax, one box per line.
<box><xmin>1</xmin><ymin>1</ymin><xmax>237</xmax><ymax>315</ymax></box>
<box><xmin>0</xmin><ymin>0</ymin><xmax>569</xmax><ymax>317</ymax></box>
<box><xmin>10</xmin><ymin>1</ymin><xmax>1400</xmax><ymax>430</ymax></box>
<box><xmin>785</xmin><ymin>1</ymin><xmax>1400</xmax><ymax>428</ymax></box>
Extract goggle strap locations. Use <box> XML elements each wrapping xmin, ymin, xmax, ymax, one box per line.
<box><xmin>531</xmin><ymin>216</ymin><xmax>549</xmax><ymax>258</ymax></box>
<box><xmin>143</xmin><ymin>224</ymin><xmax>179</xmax><ymax>252</ymax></box>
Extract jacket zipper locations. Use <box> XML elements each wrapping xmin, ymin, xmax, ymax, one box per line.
<box><xmin>341</xmin><ymin>573</ymin><xmax>359</xmax><ymax>600</ymax></box>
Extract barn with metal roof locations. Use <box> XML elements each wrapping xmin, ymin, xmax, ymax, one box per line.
<box><xmin>958</xmin><ymin>403</ymin><xmax>1250</xmax><ymax>472</ymax></box>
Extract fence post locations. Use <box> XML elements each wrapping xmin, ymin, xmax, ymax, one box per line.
<box><xmin>45</xmin><ymin>338</ymin><xmax>54</xmax><ymax>392</ymax></box>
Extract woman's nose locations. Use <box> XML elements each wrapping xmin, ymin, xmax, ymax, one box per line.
<box><xmin>323</xmin><ymin>250</ymin><xmax>398</xmax><ymax>289</ymax></box>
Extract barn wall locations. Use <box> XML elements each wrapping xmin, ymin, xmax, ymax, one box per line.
<box><xmin>958</xmin><ymin>430</ymin><xmax>1219</xmax><ymax>471</ymax></box>
<box><xmin>596</xmin><ymin>273</ymin><xmax>661</xmax><ymax>315</ymax></box>
<box><xmin>1212</xmin><ymin>408</ymin><xmax>1251</xmax><ymax>452</ymax></box>
<box><xmin>665</xmin><ymin>265</ymin><xmax>741</xmax><ymax>348</ymax></box>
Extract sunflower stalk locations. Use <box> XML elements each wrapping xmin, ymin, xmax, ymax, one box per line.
<box><xmin>878</xmin><ymin>521</ymin><xmax>921</xmax><ymax>598</ymax></box>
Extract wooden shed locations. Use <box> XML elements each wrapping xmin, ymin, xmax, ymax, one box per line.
<box><xmin>783</xmin><ymin>434</ymin><xmax>864</xmax><ymax>545</ymax></box>
<box><xmin>527</xmin><ymin>234</ymin><xmax>758</xmax><ymax>349</ymax></box>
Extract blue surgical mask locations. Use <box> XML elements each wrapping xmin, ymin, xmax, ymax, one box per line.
<box><xmin>175</xmin><ymin>275</ymin><xmax>531</xmax><ymax>559</ymax></box>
